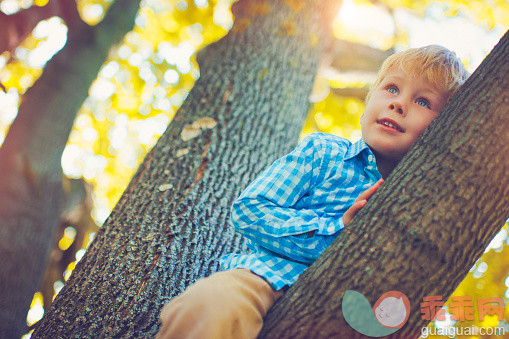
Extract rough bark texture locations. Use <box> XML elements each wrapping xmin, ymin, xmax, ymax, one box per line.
<box><xmin>32</xmin><ymin>0</ymin><xmax>340</xmax><ymax>337</ymax></box>
<box><xmin>0</xmin><ymin>0</ymin><xmax>141</xmax><ymax>337</ymax></box>
<box><xmin>260</xmin><ymin>29</ymin><xmax>509</xmax><ymax>338</ymax></box>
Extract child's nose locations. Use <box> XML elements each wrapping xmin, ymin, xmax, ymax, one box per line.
<box><xmin>389</xmin><ymin>102</ymin><xmax>406</xmax><ymax>116</ymax></box>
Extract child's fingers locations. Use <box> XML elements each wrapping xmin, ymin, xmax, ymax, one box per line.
<box><xmin>345</xmin><ymin>180</ymin><xmax>383</xmax><ymax>225</ymax></box>
<box><xmin>343</xmin><ymin>199</ymin><xmax>367</xmax><ymax>226</ymax></box>
<box><xmin>355</xmin><ymin>179</ymin><xmax>384</xmax><ymax>202</ymax></box>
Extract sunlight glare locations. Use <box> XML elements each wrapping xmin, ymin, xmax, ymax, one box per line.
<box><xmin>139</xmin><ymin>65</ymin><xmax>157</xmax><ymax>86</ymax></box>
<box><xmin>27</xmin><ymin>17</ymin><xmax>68</xmax><ymax>69</ymax></box>
<box><xmin>433</xmin><ymin>307</ymin><xmax>457</xmax><ymax>331</ymax></box>
<box><xmin>134</xmin><ymin>114</ymin><xmax>169</xmax><ymax>145</ymax></box>
<box><xmin>157</xmin><ymin>41</ymin><xmax>194</xmax><ymax>74</ymax></box>
<box><xmin>0</xmin><ymin>0</ymin><xmax>20</xmax><ymax>14</ymax></box>
<box><xmin>89</xmin><ymin>78</ymin><xmax>116</xmax><ymax>100</ymax></box>
<box><xmin>484</xmin><ymin>229</ymin><xmax>507</xmax><ymax>252</ymax></box>
<box><xmin>213</xmin><ymin>0</ymin><xmax>233</xmax><ymax>30</ymax></box>
<box><xmin>0</xmin><ymin>55</ymin><xmax>6</xmax><ymax>69</ymax></box>
<box><xmin>164</xmin><ymin>69</ymin><xmax>180</xmax><ymax>85</ymax></box>
<box><xmin>194</xmin><ymin>0</ymin><xmax>208</xmax><ymax>9</ymax></box>
<box><xmin>76</xmin><ymin>248</ymin><xmax>87</xmax><ymax>263</ymax></box>
<box><xmin>396</xmin><ymin>6</ymin><xmax>504</xmax><ymax>70</ymax></box>
<box><xmin>176</xmin><ymin>0</ymin><xmax>188</xmax><ymax>11</ymax></box>
<box><xmin>82</xmin><ymin>4</ymin><xmax>104</xmax><ymax>23</ymax></box>
<box><xmin>26</xmin><ymin>293</ymin><xmax>44</xmax><ymax>326</ymax></box>
<box><xmin>335</xmin><ymin>0</ymin><xmax>394</xmax><ymax>42</ymax></box>
<box><xmin>53</xmin><ymin>281</ymin><xmax>64</xmax><ymax>296</ymax></box>
<box><xmin>0</xmin><ymin>89</ymin><xmax>20</xmax><ymax>126</ymax></box>
<box><xmin>99</xmin><ymin>61</ymin><xmax>120</xmax><ymax>79</ymax></box>
<box><xmin>62</xmin><ymin>144</ymin><xmax>83</xmax><ymax>178</ymax></box>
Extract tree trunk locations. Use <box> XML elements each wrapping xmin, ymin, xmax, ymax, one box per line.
<box><xmin>260</xmin><ymin>29</ymin><xmax>509</xmax><ymax>338</ymax></box>
<box><xmin>32</xmin><ymin>0</ymin><xmax>341</xmax><ymax>336</ymax></box>
<box><xmin>0</xmin><ymin>0</ymin><xmax>141</xmax><ymax>337</ymax></box>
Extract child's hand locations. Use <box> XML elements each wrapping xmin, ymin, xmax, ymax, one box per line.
<box><xmin>342</xmin><ymin>179</ymin><xmax>384</xmax><ymax>226</ymax></box>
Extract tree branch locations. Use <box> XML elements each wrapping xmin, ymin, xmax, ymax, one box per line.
<box><xmin>0</xmin><ymin>0</ymin><xmax>82</xmax><ymax>55</ymax></box>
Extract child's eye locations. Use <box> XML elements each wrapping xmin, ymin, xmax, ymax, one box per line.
<box><xmin>386</xmin><ymin>85</ymin><xmax>398</xmax><ymax>95</ymax></box>
<box><xmin>416</xmin><ymin>98</ymin><xmax>431</xmax><ymax>109</ymax></box>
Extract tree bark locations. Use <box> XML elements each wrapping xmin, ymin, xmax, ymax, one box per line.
<box><xmin>32</xmin><ymin>0</ymin><xmax>341</xmax><ymax>337</ymax></box>
<box><xmin>0</xmin><ymin>0</ymin><xmax>142</xmax><ymax>337</ymax></box>
<box><xmin>260</xmin><ymin>29</ymin><xmax>509</xmax><ymax>338</ymax></box>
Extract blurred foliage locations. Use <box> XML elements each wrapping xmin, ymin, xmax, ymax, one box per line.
<box><xmin>302</xmin><ymin>93</ymin><xmax>365</xmax><ymax>141</ymax></box>
<box><xmin>0</xmin><ymin>0</ymin><xmax>507</xmax><ymax>336</ymax></box>
<box><xmin>379</xmin><ymin>0</ymin><xmax>509</xmax><ymax>29</ymax></box>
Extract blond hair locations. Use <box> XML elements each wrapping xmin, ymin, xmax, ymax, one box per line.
<box><xmin>365</xmin><ymin>45</ymin><xmax>470</xmax><ymax>104</ymax></box>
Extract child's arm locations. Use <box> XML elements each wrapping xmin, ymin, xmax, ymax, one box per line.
<box><xmin>231</xmin><ymin>133</ymin><xmax>342</xmax><ymax>264</ymax></box>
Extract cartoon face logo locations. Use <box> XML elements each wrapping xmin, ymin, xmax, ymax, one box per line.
<box><xmin>374</xmin><ymin>297</ymin><xmax>407</xmax><ymax>327</ymax></box>
<box><xmin>373</xmin><ymin>291</ymin><xmax>411</xmax><ymax>329</ymax></box>
<box><xmin>343</xmin><ymin>290</ymin><xmax>411</xmax><ymax>337</ymax></box>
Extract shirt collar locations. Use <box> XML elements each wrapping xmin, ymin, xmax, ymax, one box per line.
<box><xmin>344</xmin><ymin>138</ymin><xmax>372</xmax><ymax>161</ymax></box>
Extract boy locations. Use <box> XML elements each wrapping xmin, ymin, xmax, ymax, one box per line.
<box><xmin>156</xmin><ymin>45</ymin><xmax>469</xmax><ymax>339</ymax></box>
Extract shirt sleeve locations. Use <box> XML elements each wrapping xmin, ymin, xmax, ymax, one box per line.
<box><xmin>230</xmin><ymin>133</ymin><xmax>345</xmax><ymax>263</ymax></box>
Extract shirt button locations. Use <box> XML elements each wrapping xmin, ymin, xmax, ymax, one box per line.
<box><xmin>368</xmin><ymin>155</ymin><xmax>374</xmax><ymax>162</ymax></box>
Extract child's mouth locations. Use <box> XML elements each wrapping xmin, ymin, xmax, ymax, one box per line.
<box><xmin>377</xmin><ymin>119</ymin><xmax>404</xmax><ymax>132</ymax></box>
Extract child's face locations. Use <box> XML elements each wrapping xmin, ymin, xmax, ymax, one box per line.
<box><xmin>360</xmin><ymin>68</ymin><xmax>448</xmax><ymax>162</ymax></box>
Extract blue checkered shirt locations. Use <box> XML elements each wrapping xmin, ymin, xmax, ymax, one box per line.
<box><xmin>219</xmin><ymin>132</ymin><xmax>382</xmax><ymax>291</ymax></box>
